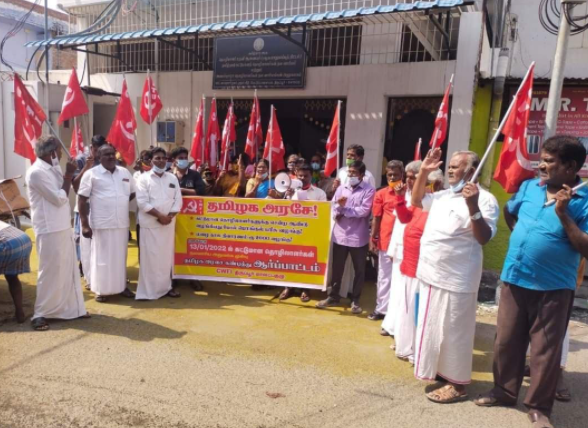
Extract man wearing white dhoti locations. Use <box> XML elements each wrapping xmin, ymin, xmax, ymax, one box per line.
<box><xmin>135</xmin><ymin>147</ymin><xmax>182</xmax><ymax>300</ymax></box>
<box><xmin>78</xmin><ymin>144</ymin><xmax>136</xmax><ymax>302</ymax></box>
<box><xmin>412</xmin><ymin>148</ymin><xmax>499</xmax><ymax>404</ymax></box>
<box><xmin>26</xmin><ymin>137</ymin><xmax>88</xmax><ymax>331</ymax></box>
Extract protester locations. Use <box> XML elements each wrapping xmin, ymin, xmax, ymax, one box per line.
<box><xmin>310</xmin><ymin>154</ymin><xmax>323</xmax><ymax>185</ymax></box>
<box><xmin>0</xmin><ymin>220</ymin><xmax>32</xmax><ymax>323</ymax></box>
<box><xmin>368</xmin><ymin>160</ymin><xmax>404</xmax><ymax>321</ymax></box>
<box><xmin>412</xmin><ymin>148</ymin><xmax>499</xmax><ymax>403</ymax></box>
<box><xmin>25</xmin><ymin>137</ymin><xmax>88</xmax><ymax>331</ymax></box>
<box><xmin>170</xmin><ymin>147</ymin><xmax>205</xmax><ymax>196</ymax></box>
<box><xmin>279</xmin><ymin>163</ymin><xmax>327</xmax><ymax>302</ymax></box>
<box><xmin>380</xmin><ymin>160</ymin><xmax>421</xmax><ymax>336</ymax></box>
<box><xmin>316</xmin><ymin>161</ymin><xmax>375</xmax><ymax>314</ymax></box>
<box><xmin>201</xmin><ymin>167</ymin><xmax>216</xmax><ymax>196</ymax></box>
<box><xmin>136</xmin><ymin>148</ymin><xmax>183</xmax><ymax>300</ymax></box>
<box><xmin>475</xmin><ymin>136</ymin><xmax>588</xmax><ymax>428</ymax></box>
<box><xmin>334</xmin><ymin>144</ymin><xmax>376</xmax><ymax>189</ymax></box>
<box><xmin>245</xmin><ymin>159</ymin><xmax>274</xmax><ymax>198</ymax></box>
<box><xmin>286</xmin><ymin>154</ymin><xmax>299</xmax><ymax>178</ymax></box>
<box><xmin>391</xmin><ymin>169</ymin><xmax>444</xmax><ymax>362</ymax></box>
<box><xmin>132</xmin><ymin>149</ymin><xmax>153</xmax><ymax>259</ymax></box>
<box><xmin>215</xmin><ymin>154</ymin><xmax>247</xmax><ymax>197</ymax></box>
<box><xmin>73</xmin><ymin>135</ymin><xmax>107</xmax><ymax>289</ymax></box>
<box><xmin>78</xmin><ymin>144</ymin><xmax>136</xmax><ymax>302</ymax></box>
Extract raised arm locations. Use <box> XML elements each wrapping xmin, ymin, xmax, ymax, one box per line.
<box><xmin>556</xmin><ymin>185</ymin><xmax>588</xmax><ymax>259</ymax></box>
<box><xmin>412</xmin><ymin>148</ymin><xmax>442</xmax><ymax>208</ymax></box>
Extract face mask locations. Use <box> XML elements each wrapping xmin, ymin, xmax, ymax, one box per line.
<box><xmin>311</xmin><ymin>162</ymin><xmax>321</xmax><ymax>171</ymax></box>
<box><xmin>141</xmin><ymin>161</ymin><xmax>152</xmax><ymax>172</ymax></box>
<box><xmin>426</xmin><ymin>183</ymin><xmax>435</xmax><ymax>192</ymax></box>
<box><xmin>259</xmin><ymin>172</ymin><xmax>268</xmax><ymax>180</ymax></box>
<box><xmin>165</xmin><ymin>162</ymin><xmax>173</xmax><ymax>170</ymax></box>
<box><xmin>152</xmin><ymin>164</ymin><xmax>166</xmax><ymax>174</ymax></box>
<box><xmin>388</xmin><ymin>180</ymin><xmax>401</xmax><ymax>189</ymax></box>
<box><xmin>450</xmin><ymin>179</ymin><xmax>467</xmax><ymax>193</ymax></box>
<box><xmin>176</xmin><ymin>159</ymin><xmax>189</xmax><ymax>169</ymax></box>
<box><xmin>51</xmin><ymin>153</ymin><xmax>60</xmax><ymax>167</ymax></box>
<box><xmin>346</xmin><ymin>158</ymin><xmax>354</xmax><ymax>167</ymax></box>
<box><xmin>348</xmin><ymin>177</ymin><xmax>360</xmax><ymax>187</ymax></box>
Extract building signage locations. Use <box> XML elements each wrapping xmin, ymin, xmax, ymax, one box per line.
<box><xmin>522</xmin><ymin>86</ymin><xmax>588</xmax><ymax>176</ymax></box>
<box><xmin>213</xmin><ymin>33</ymin><xmax>307</xmax><ymax>90</ymax></box>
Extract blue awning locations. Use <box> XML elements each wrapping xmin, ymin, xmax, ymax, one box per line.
<box><xmin>25</xmin><ymin>0</ymin><xmax>471</xmax><ymax>48</ymax></box>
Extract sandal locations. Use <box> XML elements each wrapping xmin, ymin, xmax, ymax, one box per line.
<box><xmin>279</xmin><ymin>288</ymin><xmax>292</xmax><ymax>301</ymax></box>
<box><xmin>120</xmin><ymin>288</ymin><xmax>136</xmax><ymax>299</ymax></box>
<box><xmin>167</xmin><ymin>289</ymin><xmax>181</xmax><ymax>298</ymax></box>
<box><xmin>426</xmin><ymin>384</ymin><xmax>468</xmax><ymax>404</ymax></box>
<box><xmin>95</xmin><ymin>295</ymin><xmax>108</xmax><ymax>303</ymax></box>
<box><xmin>31</xmin><ymin>317</ymin><xmax>49</xmax><ymax>331</ymax></box>
<box><xmin>528</xmin><ymin>411</ymin><xmax>554</xmax><ymax>428</ymax></box>
<box><xmin>300</xmin><ymin>291</ymin><xmax>310</xmax><ymax>303</ymax></box>
<box><xmin>474</xmin><ymin>392</ymin><xmax>515</xmax><ymax>407</ymax></box>
<box><xmin>555</xmin><ymin>387</ymin><xmax>571</xmax><ymax>402</ymax></box>
<box><xmin>80</xmin><ymin>313</ymin><xmax>91</xmax><ymax>319</ymax></box>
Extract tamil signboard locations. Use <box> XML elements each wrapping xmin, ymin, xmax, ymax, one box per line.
<box><xmin>213</xmin><ymin>33</ymin><xmax>307</xmax><ymax>90</ymax></box>
<box><xmin>521</xmin><ymin>86</ymin><xmax>588</xmax><ymax>176</ymax></box>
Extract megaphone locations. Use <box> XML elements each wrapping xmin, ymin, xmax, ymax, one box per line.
<box><xmin>275</xmin><ymin>172</ymin><xmax>302</xmax><ymax>193</ymax></box>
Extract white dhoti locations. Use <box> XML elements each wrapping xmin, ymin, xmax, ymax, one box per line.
<box><xmin>414</xmin><ymin>283</ymin><xmax>478</xmax><ymax>384</ymax></box>
<box><xmin>136</xmin><ymin>224</ymin><xmax>174</xmax><ymax>300</ymax></box>
<box><xmin>561</xmin><ymin>328</ymin><xmax>570</xmax><ymax>368</ymax></box>
<box><xmin>90</xmin><ymin>228</ymin><xmax>129</xmax><ymax>296</ymax></box>
<box><xmin>34</xmin><ymin>229</ymin><xmax>86</xmax><ymax>320</ymax></box>
<box><xmin>381</xmin><ymin>258</ymin><xmax>403</xmax><ymax>335</ymax></box>
<box><xmin>375</xmin><ymin>250</ymin><xmax>393</xmax><ymax>314</ymax></box>
<box><xmin>80</xmin><ymin>233</ymin><xmax>92</xmax><ymax>285</ymax></box>
<box><xmin>395</xmin><ymin>276</ymin><xmax>422</xmax><ymax>362</ymax></box>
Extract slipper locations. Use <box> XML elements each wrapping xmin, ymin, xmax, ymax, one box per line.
<box><xmin>426</xmin><ymin>384</ymin><xmax>468</xmax><ymax>404</ymax></box>
<box><xmin>300</xmin><ymin>292</ymin><xmax>310</xmax><ymax>303</ymax></box>
<box><xmin>555</xmin><ymin>388</ymin><xmax>571</xmax><ymax>402</ymax></box>
<box><xmin>528</xmin><ymin>411</ymin><xmax>554</xmax><ymax>428</ymax></box>
<box><xmin>31</xmin><ymin>317</ymin><xmax>49</xmax><ymax>331</ymax></box>
<box><xmin>167</xmin><ymin>289</ymin><xmax>181</xmax><ymax>298</ymax></box>
<box><xmin>120</xmin><ymin>288</ymin><xmax>136</xmax><ymax>299</ymax></box>
<box><xmin>95</xmin><ymin>295</ymin><xmax>108</xmax><ymax>303</ymax></box>
<box><xmin>84</xmin><ymin>283</ymin><xmax>91</xmax><ymax>291</ymax></box>
<box><xmin>279</xmin><ymin>288</ymin><xmax>292</xmax><ymax>301</ymax></box>
<box><xmin>474</xmin><ymin>392</ymin><xmax>515</xmax><ymax>407</ymax></box>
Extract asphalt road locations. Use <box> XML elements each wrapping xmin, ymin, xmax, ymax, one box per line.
<box><xmin>1</xmin><ymin>232</ymin><xmax>587</xmax><ymax>428</ymax></box>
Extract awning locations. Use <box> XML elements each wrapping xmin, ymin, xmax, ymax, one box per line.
<box><xmin>25</xmin><ymin>0</ymin><xmax>473</xmax><ymax>49</ymax></box>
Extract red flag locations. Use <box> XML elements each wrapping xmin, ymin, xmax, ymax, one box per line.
<box><xmin>107</xmin><ymin>79</ymin><xmax>137</xmax><ymax>165</ymax></box>
<box><xmin>493</xmin><ymin>64</ymin><xmax>536</xmax><ymax>193</ymax></box>
<box><xmin>58</xmin><ymin>68</ymin><xmax>89</xmax><ymax>125</ymax></box>
<box><xmin>139</xmin><ymin>74</ymin><xmax>163</xmax><ymax>124</ymax></box>
<box><xmin>414</xmin><ymin>138</ymin><xmax>422</xmax><ymax>161</ymax></box>
<box><xmin>430</xmin><ymin>78</ymin><xmax>452</xmax><ymax>148</ymax></box>
<box><xmin>190</xmin><ymin>96</ymin><xmax>205</xmax><ymax>165</ymax></box>
<box><xmin>205</xmin><ymin>98</ymin><xmax>220</xmax><ymax>169</ymax></box>
<box><xmin>263</xmin><ymin>106</ymin><xmax>285</xmax><ymax>174</ymax></box>
<box><xmin>245</xmin><ymin>93</ymin><xmax>262</xmax><ymax>159</ymax></box>
<box><xmin>220</xmin><ymin>103</ymin><xmax>237</xmax><ymax>170</ymax></box>
<box><xmin>70</xmin><ymin>121</ymin><xmax>84</xmax><ymax>158</ymax></box>
<box><xmin>324</xmin><ymin>101</ymin><xmax>341</xmax><ymax>178</ymax></box>
<box><xmin>13</xmin><ymin>74</ymin><xmax>46</xmax><ymax>162</ymax></box>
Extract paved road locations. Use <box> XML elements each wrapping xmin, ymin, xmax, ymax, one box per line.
<box><xmin>1</xmin><ymin>234</ymin><xmax>587</xmax><ymax>428</ymax></box>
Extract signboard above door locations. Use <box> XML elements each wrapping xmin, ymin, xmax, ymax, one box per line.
<box><xmin>213</xmin><ymin>33</ymin><xmax>307</xmax><ymax>90</ymax></box>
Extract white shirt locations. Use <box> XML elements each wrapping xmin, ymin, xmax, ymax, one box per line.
<box><xmin>136</xmin><ymin>170</ymin><xmax>183</xmax><ymax>229</ymax></box>
<box><xmin>25</xmin><ymin>159</ymin><xmax>71</xmax><ymax>236</ymax></box>
<box><xmin>337</xmin><ymin>167</ymin><xmax>376</xmax><ymax>188</ymax></box>
<box><xmin>291</xmin><ymin>185</ymin><xmax>327</xmax><ymax>201</ymax></box>
<box><xmin>387</xmin><ymin>192</ymin><xmax>433</xmax><ymax>259</ymax></box>
<box><xmin>417</xmin><ymin>186</ymin><xmax>499</xmax><ymax>294</ymax></box>
<box><xmin>78</xmin><ymin>165</ymin><xmax>135</xmax><ymax>230</ymax></box>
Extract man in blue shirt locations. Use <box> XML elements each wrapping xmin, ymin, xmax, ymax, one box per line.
<box><xmin>475</xmin><ymin>135</ymin><xmax>588</xmax><ymax>428</ymax></box>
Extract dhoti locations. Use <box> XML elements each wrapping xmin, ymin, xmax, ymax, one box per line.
<box><xmin>90</xmin><ymin>228</ymin><xmax>129</xmax><ymax>296</ymax></box>
<box><xmin>414</xmin><ymin>283</ymin><xmax>478</xmax><ymax>384</ymax></box>
<box><xmin>375</xmin><ymin>250</ymin><xmax>393</xmax><ymax>314</ymax></box>
<box><xmin>395</xmin><ymin>276</ymin><xmax>421</xmax><ymax>362</ymax></box>
<box><xmin>80</xmin><ymin>233</ymin><xmax>92</xmax><ymax>285</ymax></box>
<box><xmin>136</xmin><ymin>224</ymin><xmax>174</xmax><ymax>300</ymax></box>
<box><xmin>34</xmin><ymin>229</ymin><xmax>86</xmax><ymax>319</ymax></box>
<box><xmin>381</xmin><ymin>258</ymin><xmax>403</xmax><ymax>335</ymax></box>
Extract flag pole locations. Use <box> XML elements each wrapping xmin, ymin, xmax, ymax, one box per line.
<box><xmin>73</xmin><ymin>116</ymin><xmax>78</xmax><ymax>155</ymax></box>
<box><xmin>269</xmin><ymin>104</ymin><xmax>274</xmax><ymax>188</ymax></box>
<box><xmin>336</xmin><ymin>100</ymin><xmax>342</xmax><ymax>173</ymax></box>
<box><xmin>147</xmin><ymin>69</ymin><xmax>154</xmax><ymax>148</ymax></box>
<box><xmin>470</xmin><ymin>62</ymin><xmax>535</xmax><ymax>183</ymax></box>
<box><xmin>544</xmin><ymin>180</ymin><xmax>588</xmax><ymax>207</ymax></box>
<box><xmin>254</xmin><ymin>89</ymin><xmax>259</xmax><ymax>163</ymax></box>
<box><xmin>45</xmin><ymin>119</ymin><xmax>72</xmax><ymax>159</ymax></box>
<box><xmin>201</xmin><ymin>95</ymin><xmax>206</xmax><ymax>167</ymax></box>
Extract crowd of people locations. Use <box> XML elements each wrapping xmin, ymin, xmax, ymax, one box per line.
<box><xmin>1</xmin><ymin>133</ymin><xmax>587</xmax><ymax>428</ymax></box>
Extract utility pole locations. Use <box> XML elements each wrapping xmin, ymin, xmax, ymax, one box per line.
<box><xmin>543</xmin><ymin>0</ymin><xmax>585</xmax><ymax>139</ymax></box>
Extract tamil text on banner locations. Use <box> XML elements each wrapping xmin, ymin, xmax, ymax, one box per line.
<box><xmin>174</xmin><ymin>197</ymin><xmax>331</xmax><ymax>289</ymax></box>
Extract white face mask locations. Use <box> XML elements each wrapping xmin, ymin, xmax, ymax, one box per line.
<box><xmin>152</xmin><ymin>164</ymin><xmax>166</xmax><ymax>174</ymax></box>
<box><xmin>51</xmin><ymin>152</ymin><xmax>60</xmax><ymax>167</ymax></box>
<box><xmin>348</xmin><ymin>176</ymin><xmax>361</xmax><ymax>187</ymax></box>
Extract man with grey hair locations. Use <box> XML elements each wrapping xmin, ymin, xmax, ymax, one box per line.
<box><xmin>368</xmin><ymin>160</ymin><xmax>404</xmax><ymax>321</ymax></box>
<box><xmin>25</xmin><ymin>137</ymin><xmax>88</xmax><ymax>331</ymax></box>
<box><xmin>411</xmin><ymin>148</ymin><xmax>499</xmax><ymax>403</ymax></box>
<box><xmin>381</xmin><ymin>160</ymin><xmax>421</xmax><ymax>336</ymax></box>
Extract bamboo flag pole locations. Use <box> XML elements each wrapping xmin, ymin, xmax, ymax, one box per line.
<box><xmin>336</xmin><ymin>100</ymin><xmax>342</xmax><ymax>173</ymax></box>
<box><xmin>470</xmin><ymin>62</ymin><xmax>535</xmax><ymax>183</ymax></box>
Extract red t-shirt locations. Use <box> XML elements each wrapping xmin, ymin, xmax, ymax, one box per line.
<box><xmin>398</xmin><ymin>205</ymin><xmax>429</xmax><ymax>278</ymax></box>
<box><xmin>372</xmin><ymin>187</ymin><xmax>402</xmax><ymax>251</ymax></box>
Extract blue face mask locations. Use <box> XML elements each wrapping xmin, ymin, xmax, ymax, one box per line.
<box><xmin>311</xmin><ymin>162</ymin><xmax>321</xmax><ymax>171</ymax></box>
<box><xmin>176</xmin><ymin>159</ymin><xmax>189</xmax><ymax>169</ymax></box>
<box><xmin>450</xmin><ymin>179</ymin><xmax>467</xmax><ymax>193</ymax></box>
<box><xmin>152</xmin><ymin>164</ymin><xmax>166</xmax><ymax>174</ymax></box>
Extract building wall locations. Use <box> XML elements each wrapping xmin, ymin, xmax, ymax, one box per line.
<box><xmin>0</xmin><ymin>17</ymin><xmax>42</xmax><ymax>72</ymax></box>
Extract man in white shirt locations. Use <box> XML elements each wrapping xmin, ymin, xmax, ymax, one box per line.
<box><xmin>25</xmin><ymin>137</ymin><xmax>88</xmax><ymax>331</ymax></box>
<box><xmin>411</xmin><ymin>148</ymin><xmax>499</xmax><ymax>404</ymax></box>
<box><xmin>279</xmin><ymin>163</ymin><xmax>327</xmax><ymax>302</ymax></box>
<box><xmin>78</xmin><ymin>144</ymin><xmax>136</xmax><ymax>302</ymax></box>
<box><xmin>135</xmin><ymin>147</ymin><xmax>183</xmax><ymax>300</ymax></box>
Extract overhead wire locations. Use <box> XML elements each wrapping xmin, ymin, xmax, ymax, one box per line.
<box><xmin>0</xmin><ymin>0</ymin><xmax>41</xmax><ymax>73</ymax></box>
<box><xmin>539</xmin><ymin>0</ymin><xmax>588</xmax><ymax>36</ymax></box>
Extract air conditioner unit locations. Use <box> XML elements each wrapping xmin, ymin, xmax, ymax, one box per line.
<box><xmin>156</xmin><ymin>121</ymin><xmax>185</xmax><ymax>144</ymax></box>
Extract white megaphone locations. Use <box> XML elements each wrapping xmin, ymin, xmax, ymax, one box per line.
<box><xmin>274</xmin><ymin>172</ymin><xmax>303</xmax><ymax>193</ymax></box>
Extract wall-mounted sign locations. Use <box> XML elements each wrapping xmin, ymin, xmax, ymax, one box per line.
<box><xmin>213</xmin><ymin>33</ymin><xmax>307</xmax><ymax>90</ymax></box>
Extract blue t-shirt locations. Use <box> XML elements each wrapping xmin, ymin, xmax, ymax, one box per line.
<box><xmin>501</xmin><ymin>178</ymin><xmax>588</xmax><ymax>291</ymax></box>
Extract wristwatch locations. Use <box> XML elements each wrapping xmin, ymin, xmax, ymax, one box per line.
<box><xmin>470</xmin><ymin>211</ymin><xmax>482</xmax><ymax>221</ymax></box>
